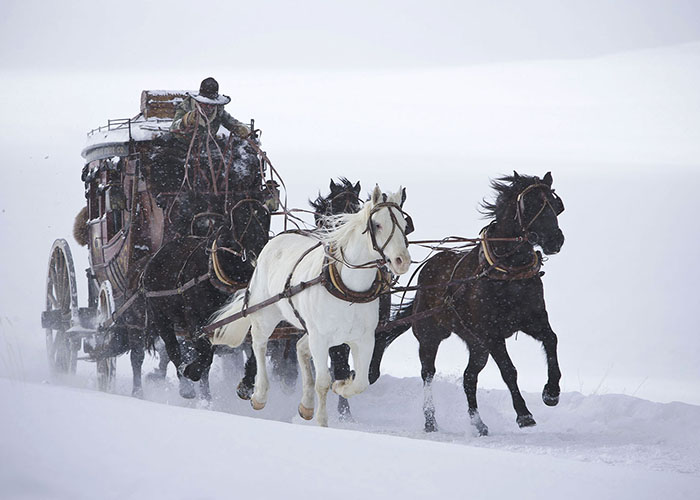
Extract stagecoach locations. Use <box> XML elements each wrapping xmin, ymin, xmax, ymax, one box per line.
<box><xmin>40</xmin><ymin>90</ymin><xmax>297</xmax><ymax>392</ymax></box>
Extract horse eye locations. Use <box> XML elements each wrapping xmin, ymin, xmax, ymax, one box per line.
<box><xmin>374</xmin><ymin>222</ymin><xmax>382</xmax><ymax>231</ymax></box>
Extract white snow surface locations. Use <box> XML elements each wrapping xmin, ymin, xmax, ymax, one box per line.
<box><xmin>1</xmin><ymin>367</ymin><xmax>699</xmax><ymax>500</ymax></box>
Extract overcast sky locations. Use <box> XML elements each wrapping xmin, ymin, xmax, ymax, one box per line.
<box><xmin>2</xmin><ymin>0</ymin><xmax>700</xmax><ymax>71</ymax></box>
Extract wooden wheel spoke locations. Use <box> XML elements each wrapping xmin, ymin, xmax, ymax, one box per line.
<box><xmin>47</xmin><ymin>290</ymin><xmax>59</xmax><ymax>309</ymax></box>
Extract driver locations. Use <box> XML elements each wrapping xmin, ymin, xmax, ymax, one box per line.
<box><xmin>171</xmin><ymin>77</ymin><xmax>251</xmax><ymax>139</ymax></box>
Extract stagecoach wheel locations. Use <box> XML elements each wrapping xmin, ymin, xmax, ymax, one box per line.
<box><xmin>95</xmin><ymin>282</ymin><xmax>117</xmax><ymax>392</ymax></box>
<box><xmin>44</xmin><ymin>239</ymin><xmax>79</xmax><ymax>374</ymax></box>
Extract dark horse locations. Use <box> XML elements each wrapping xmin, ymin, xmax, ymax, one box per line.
<box><xmin>369</xmin><ymin>172</ymin><xmax>565</xmax><ymax>435</ymax></box>
<box><xmin>141</xmin><ymin>132</ymin><xmax>271</xmax><ymax>397</ymax></box>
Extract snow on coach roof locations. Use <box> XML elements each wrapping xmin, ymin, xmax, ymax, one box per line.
<box><xmin>81</xmin><ymin>90</ymin><xmax>191</xmax><ymax>163</ymax></box>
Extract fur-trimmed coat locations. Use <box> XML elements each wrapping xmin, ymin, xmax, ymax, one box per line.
<box><xmin>170</xmin><ymin>96</ymin><xmax>249</xmax><ymax>137</ymax></box>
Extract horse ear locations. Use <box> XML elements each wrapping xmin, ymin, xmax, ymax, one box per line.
<box><xmin>400</xmin><ymin>187</ymin><xmax>407</xmax><ymax>207</ymax></box>
<box><xmin>329</xmin><ymin>179</ymin><xmax>337</xmax><ymax>192</ymax></box>
<box><xmin>371</xmin><ymin>185</ymin><xmax>382</xmax><ymax>204</ymax></box>
<box><xmin>513</xmin><ymin>170</ymin><xmax>521</xmax><ymax>180</ymax></box>
<box><xmin>543</xmin><ymin>172</ymin><xmax>553</xmax><ymax>186</ymax></box>
<box><xmin>353</xmin><ymin>181</ymin><xmax>361</xmax><ymax>194</ymax></box>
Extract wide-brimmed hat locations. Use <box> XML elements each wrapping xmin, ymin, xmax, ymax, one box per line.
<box><xmin>189</xmin><ymin>77</ymin><xmax>231</xmax><ymax>105</ymax></box>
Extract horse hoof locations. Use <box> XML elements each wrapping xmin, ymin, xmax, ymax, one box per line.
<box><xmin>542</xmin><ymin>387</ymin><xmax>560</xmax><ymax>407</ymax></box>
<box><xmin>132</xmin><ymin>387</ymin><xmax>144</xmax><ymax>399</ymax></box>
<box><xmin>298</xmin><ymin>404</ymin><xmax>314</xmax><ymax>420</ymax></box>
<box><xmin>517</xmin><ymin>414</ymin><xmax>537</xmax><ymax>428</ymax></box>
<box><xmin>424</xmin><ymin>421</ymin><xmax>438</xmax><ymax>433</ymax></box>
<box><xmin>179</xmin><ymin>386</ymin><xmax>196</xmax><ymax>399</ymax></box>
<box><xmin>477</xmin><ymin>425</ymin><xmax>489</xmax><ymax>437</ymax></box>
<box><xmin>183</xmin><ymin>365</ymin><xmax>202</xmax><ymax>382</ymax></box>
<box><xmin>251</xmin><ymin>398</ymin><xmax>266</xmax><ymax>410</ymax></box>
<box><xmin>331</xmin><ymin>380</ymin><xmax>344</xmax><ymax>396</ymax></box>
<box><xmin>237</xmin><ymin>382</ymin><xmax>253</xmax><ymax>400</ymax></box>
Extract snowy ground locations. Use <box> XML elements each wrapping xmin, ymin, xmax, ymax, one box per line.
<box><xmin>2</xmin><ymin>352</ymin><xmax>700</xmax><ymax>500</ymax></box>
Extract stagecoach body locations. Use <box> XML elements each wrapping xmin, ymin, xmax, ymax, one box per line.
<box><xmin>40</xmin><ymin>90</ymin><xmax>287</xmax><ymax>388</ymax></box>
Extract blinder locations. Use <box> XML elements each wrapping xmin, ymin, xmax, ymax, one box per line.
<box><xmin>516</xmin><ymin>183</ymin><xmax>565</xmax><ymax>231</ymax></box>
<box><xmin>404</xmin><ymin>214</ymin><xmax>415</xmax><ymax>236</ymax></box>
<box><xmin>366</xmin><ymin>201</ymin><xmax>414</xmax><ymax>262</ymax></box>
<box><xmin>549</xmin><ymin>190</ymin><xmax>565</xmax><ymax>216</ymax></box>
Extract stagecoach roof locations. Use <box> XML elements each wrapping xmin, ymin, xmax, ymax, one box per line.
<box><xmin>81</xmin><ymin>115</ymin><xmax>171</xmax><ymax>162</ymax></box>
<box><xmin>82</xmin><ymin>90</ymin><xmax>209</xmax><ymax>163</ymax></box>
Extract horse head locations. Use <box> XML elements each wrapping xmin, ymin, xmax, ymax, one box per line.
<box><xmin>224</xmin><ymin>198</ymin><xmax>271</xmax><ymax>268</ymax></box>
<box><xmin>310</xmin><ymin>177</ymin><xmax>362</xmax><ymax>227</ymax></box>
<box><xmin>209</xmin><ymin>198</ymin><xmax>270</xmax><ymax>289</ymax></box>
<box><xmin>484</xmin><ymin>172</ymin><xmax>565</xmax><ymax>255</ymax></box>
<box><xmin>365</xmin><ymin>185</ymin><xmax>412</xmax><ymax>275</ymax></box>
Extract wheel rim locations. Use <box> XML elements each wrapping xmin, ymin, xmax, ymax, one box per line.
<box><xmin>44</xmin><ymin>239</ymin><xmax>79</xmax><ymax>374</ymax></box>
<box><xmin>96</xmin><ymin>282</ymin><xmax>117</xmax><ymax>392</ymax></box>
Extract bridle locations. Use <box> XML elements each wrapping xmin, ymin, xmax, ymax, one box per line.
<box><xmin>364</xmin><ymin>199</ymin><xmax>414</xmax><ymax>266</ymax></box>
<box><xmin>327</xmin><ymin>199</ymin><xmax>413</xmax><ymax>272</ymax></box>
<box><xmin>515</xmin><ymin>183</ymin><xmax>565</xmax><ymax>235</ymax></box>
<box><xmin>478</xmin><ymin>182</ymin><xmax>564</xmax><ymax>278</ymax></box>
<box><xmin>217</xmin><ymin>198</ymin><xmax>270</xmax><ymax>263</ymax></box>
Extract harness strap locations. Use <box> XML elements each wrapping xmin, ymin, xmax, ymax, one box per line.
<box><xmin>210</xmin><ymin>239</ymin><xmax>248</xmax><ymax>289</ymax></box>
<box><xmin>144</xmin><ymin>272</ymin><xmax>211</xmax><ymax>297</ymax></box>
<box><xmin>477</xmin><ymin>226</ymin><xmax>542</xmax><ymax>280</ymax></box>
<box><xmin>323</xmin><ymin>254</ymin><xmax>391</xmax><ymax>303</ymax></box>
<box><xmin>201</xmin><ymin>274</ymin><xmax>324</xmax><ymax>335</ymax></box>
<box><xmin>283</xmin><ymin>242</ymin><xmax>323</xmax><ymax>332</ymax></box>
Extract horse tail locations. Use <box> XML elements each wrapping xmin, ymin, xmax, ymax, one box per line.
<box><xmin>383</xmin><ymin>298</ymin><xmax>415</xmax><ymax>339</ymax></box>
<box><xmin>369</xmin><ymin>298</ymin><xmax>415</xmax><ymax>384</ymax></box>
<box><xmin>209</xmin><ymin>289</ymin><xmax>252</xmax><ymax>348</ymax></box>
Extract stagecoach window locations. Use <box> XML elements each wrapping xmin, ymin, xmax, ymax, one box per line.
<box><xmin>105</xmin><ymin>185</ymin><xmax>125</xmax><ymax>239</ymax></box>
<box><xmin>88</xmin><ymin>182</ymin><xmax>99</xmax><ymax>220</ymax></box>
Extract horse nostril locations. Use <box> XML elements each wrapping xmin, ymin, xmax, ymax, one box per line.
<box><xmin>395</xmin><ymin>257</ymin><xmax>403</xmax><ymax>266</ymax></box>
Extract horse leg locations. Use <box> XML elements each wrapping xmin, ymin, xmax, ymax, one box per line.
<box><xmin>523</xmin><ymin>319</ymin><xmax>561</xmax><ymax>407</ymax></box>
<box><xmin>177</xmin><ymin>337</ymin><xmax>196</xmax><ymax>399</ymax></box>
<box><xmin>308</xmin><ymin>334</ymin><xmax>332</xmax><ymax>427</ymax></box>
<box><xmin>237</xmin><ymin>345</ymin><xmax>256</xmax><ymax>400</ymax></box>
<box><xmin>199</xmin><ymin>366</ymin><xmax>212</xmax><ymax>402</ymax></box>
<box><xmin>146</xmin><ymin>338</ymin><xmax>169</xmax><ymax>379</ymax></box>
<box><xmin>249</xmin><ymin>316</ymin><xmax>276</xmax><ymax>410</ymax></box>
<box><xmin>129</xmin><ymin>330</ymin><xmax>145</xmax><ymax>398</ymax></box>
<box><xmin>182</xmin><ymin>336</ymin><xmax>214</xmax><ymax>382</ymax></box>
<box><xmin>272</xmin><ymin>339</ymin><xmax>298</xmax><ymax>391</ymax></box>
<box><xmin>332</xmin><ymin>338</ymin><xmax>372</xmax><ymax>399</ymax></box>
<box><xmin>368</xmin><ymin>294</ymin><xmax>394</xmax><ymax>384</ymax></box>
<box><xmin>329</xmin><ymin>344</ymin><xmax>352</xmax><ymax>420</ymax></box>
<box><xmin>490</xmin><ymin>338</ymin><xmax>535</xmax><ymax>428</ymax></box>
<box><xmin>463</xmin><ymin>342</ymin><xmax>490</xmax><ymax>436</ymax></box>
<box><xmin>417</xmin><ymin>337</ymin><xmax>441</xmax><ymax>433</ymax></box>
<box><xmin>296</xmin><ymin>334</ymin><xmax>314</xmax><ymax>420</ymax></box>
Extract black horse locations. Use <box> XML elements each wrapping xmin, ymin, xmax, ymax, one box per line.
<box><xmin>369</xmin><ymin>172</ymin><xmax>565</xmax><ymax>435</ymax></box>
<box><xmin>139</xmin><ymin>130</ymin><xmax>271</xmax><ymax>398</ymax></box>
<box><xmin>90</xmin><ymin>131</ymin><xmax>270</xmax><ymax>399</ymax></box>
<box><xmin>142</xmin><ymin>196</ymin><xmax>270</xmax><ymax>396</ymax></box>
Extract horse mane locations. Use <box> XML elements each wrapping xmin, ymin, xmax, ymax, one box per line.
<box><xmin>309</xmin><ymin>177</ymin><xmax>356</xmax><ymax>215</ymax></box>
<box><xmin>317</xmin><ymin>199</ymin><xmax>373</xmax><ymax>253</ymax></box>
<box><xmin>479</xmin><ymin>173</ymin><xmax>542</xmax><ymax>220</ymax></box>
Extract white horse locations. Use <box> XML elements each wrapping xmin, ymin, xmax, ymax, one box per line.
<box><xmin>209</xmin><ymin>186</ymin><xmax>412</xmax><ymax>426</ymax></box>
